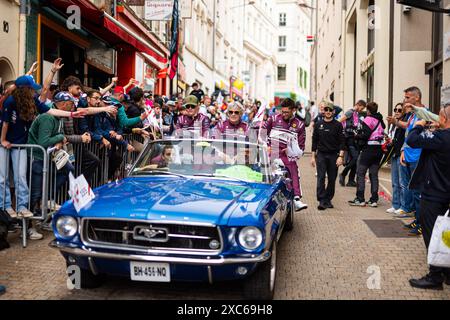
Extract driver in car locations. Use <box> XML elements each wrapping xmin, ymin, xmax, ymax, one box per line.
<box><xmin>264</xmin><ymin>98</ymin><xmax>308</xmax><ymax>211</ymax></box>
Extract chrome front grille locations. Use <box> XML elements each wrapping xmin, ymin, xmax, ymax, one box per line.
<box><xmin>81</xmin><ymin>219</ymin><xmax>222</xmax><ymax>255</ymax></box>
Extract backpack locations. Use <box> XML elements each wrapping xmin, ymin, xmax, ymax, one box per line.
<box><xmin>304</xmin><ymin>110</ymin><xmax>312</xmax><ymax>127</ymax></box>
<box><xmin>0</xmin><ymin>209</ymin><xmax>11</xmax><ymax>250</ymax></box>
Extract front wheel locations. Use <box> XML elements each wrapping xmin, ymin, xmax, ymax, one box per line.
<box><xmin>284</xmin><ymin>199</ymin><xmax>294</xmax><ymax>232</ymax></box>
<box><xmin>243</xmin><ymin>240</ymin><xmax>277</xmax><ymax>300</ymax></box>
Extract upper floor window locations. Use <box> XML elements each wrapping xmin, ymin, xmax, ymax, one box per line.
<box><xmin>279</xmin><ymin>13</ymin><xmax>286</xmax><ymax>26</ymax></box>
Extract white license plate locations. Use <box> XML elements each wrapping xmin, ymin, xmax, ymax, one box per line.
<box><xmin>130</xmin><ymin>262</ymin><xmax>171</xmax><ymax>282</ymax></box>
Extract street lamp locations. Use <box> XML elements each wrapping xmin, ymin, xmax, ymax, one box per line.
<box><xmin>230</xmin><ymin>0</ymin><xmax>255</xmax><ymax>10</ymax></box>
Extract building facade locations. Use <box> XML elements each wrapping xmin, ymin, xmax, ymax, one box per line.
<box><xmin>0</xmin><ymin>0</ymin><xmax>25</xmax><ymax>87</ymax></box>
<box><xmin>243</xmin><ymin>0</ymin><xmax>277</xmax><ymax>103</ymax></box>
<box><xmin>312</xmin><ymin>0</ymin><xmax>439</xmax><ymax>117</ymax></box>
<box><xmin>313</xmin><ymin>0</ymin><xmax>343</xmax><ymax>107</ymax></box>
<box><xmin>275</xmin><ymin>0</ymin><xmax>312</xmax><ymax>107</ymax></box>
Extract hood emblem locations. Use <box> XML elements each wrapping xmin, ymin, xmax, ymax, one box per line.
<box><xmin>133</xmin><ymin>226</ymin><xmax>169</xmax><ymax>243</ymax></box>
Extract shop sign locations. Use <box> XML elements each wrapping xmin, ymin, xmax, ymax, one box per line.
<box><xmin>396</xmin><ymin>0</ymin><xmax>450</xmax><ymax>13</ymax></box>
<box><xmin>145</xmin><ymin>0</ymin><xmax>192</xmax><ymax>21</ymax></box>
<box><xmin>145</xmin><ymin>0</ymin><xmax>173</xmax><ymax>21</ymax></box>
<box><xmin>86</xmin><ymin>40</ymin><xmax>114</xmax><ymax>74</ymax></box>
<box><xmin>360</xmin><ymin>51</ymin><xmax>375</xmax><ymax>75</ymax></box>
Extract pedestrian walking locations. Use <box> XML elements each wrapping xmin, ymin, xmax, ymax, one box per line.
<box><xmin>311</xmin><ymin>102</ymin><xmax>345</xmax><ymax>211</ymax></box>
<box><xmin>339</xmin><ymin>100</ymin><xmax>366</xmax><ymax>187</ymax></box>
<box><xmin>348</xmin><ymin>102</ymin><xmax>386</xmax><ymax>208</ymax></box>
<box><xmin>264</xmin><ymin>98</ymin><xmax>308</xmax><ymax>211</ymax></box>
<box><xmin>407</xmin><ymin>104</ymin><xmax>450</xmax><ymax>290</ymax></box>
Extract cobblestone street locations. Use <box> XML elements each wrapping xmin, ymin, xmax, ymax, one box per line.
<box><xmin>1</xmin><ymin>156</ymin><xmax>449</xmax><ymax>300</ymax></box>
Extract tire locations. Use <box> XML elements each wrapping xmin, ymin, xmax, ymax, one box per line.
<box><xmin>284</xmin><ymin>199</ymin><xmax>294</xmax><ymax>232</ymax></box>
<box><xmin>243</xmin><ymin>240</ymin><xmax>277</xmax><ymax>300</ymax></box>
<box><xmin>66</xmin><ymin>263</ymin><xmax>103</xmax><ymax>289</ymax></box>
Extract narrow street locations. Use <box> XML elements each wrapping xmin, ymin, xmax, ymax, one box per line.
<box><xmin>1</xmin><ymin>156</ymin><xmax>448</xmax><ymax>300</ymax></box>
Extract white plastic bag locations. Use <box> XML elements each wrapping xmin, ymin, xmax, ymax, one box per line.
<box><xmin>286</xmin><ymin>135</ymin><xmax>303</xmax><ymax>161</ymax></box>
<box><xmin>427</xmin><ymin>210</ymin><xmax>450</xmax><ymax>268</ymax></box>
<box><xmin>68</xmin><ymin>173</ymin><xmax>95</xmax><ymax>213</ymax></box>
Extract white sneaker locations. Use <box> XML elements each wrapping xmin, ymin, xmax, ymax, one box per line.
<box><xmin>28</xmin><ymin>228</ymin><xmax>43</xmax><ymax>240</ymax></box>
<box><xmin>386</xmin><ymin>207</ymin><xmax>396</xmax><ymax>214</ymax></box>
<box><xmin>18</xmin><ymin>208</ymin><xmax>34</xmax><ymax>218</ymax></box>
<box><xmin>5</xmin><ymin>208</ymin><xmax>17</xmax><ymax>218</ymax></box>
<box><xmin>294</xmin><ymin>198</ymin><xmax>308</xmax><ymax>211</ymax></box>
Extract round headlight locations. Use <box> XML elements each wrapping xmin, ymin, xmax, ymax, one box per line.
<box><xmin>56</xmin><ymin>216</ymin><xmax>78</xmax><ymax>238</ymax></box>
<box><xmin>238</xmin><ymin>227</ymin><xmax>263</xmax><ymax>250</ymax></box>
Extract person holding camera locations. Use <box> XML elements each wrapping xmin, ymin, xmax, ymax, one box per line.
<box><xmin>385</xmin><ymin>103</ymin><xmax>407</xmax><ymax>215</ymax></box>
<box><xmin>348</xmin><ymin>102</ymin><xmax>386</xmax><ymax>208</ymax></box>
<box><xmin>407</xmin><ymin>104</ymin><xmax>450</xmax><ymax>290</ymax></box>
<box><xmin>339</xmin><ymin>100</ymin><xmax>367</xmax><ymax>187</ymax></box>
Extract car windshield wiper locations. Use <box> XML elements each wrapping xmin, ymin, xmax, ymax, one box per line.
<box><xmin>132</xmin><ymin>170</ymin><xmax>188</xmax><ymax>179</ymax></box>
<box><xmin>192</xmin><ymin>174</ymin><xmax>251</xmax><ymax>184</ymax></box>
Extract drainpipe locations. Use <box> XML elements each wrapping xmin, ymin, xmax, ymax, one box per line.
<box><xmin>387</xmin><ymin>0</ymin><xmax>395</xmax><ymax>116</ymax></box>
<box><xmin>18</xmin><ymin>0</ymin><xmax>27</xmax><ymax>75</ymax></box>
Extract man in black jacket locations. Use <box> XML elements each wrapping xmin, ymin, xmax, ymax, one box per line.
<box><xmin>311</xmin><ymin>102</ymin><xmax>346</xmax><ymax>210</ymax></box>
<box><xmin>408</xmin><ymin>104</ymin><xmax>450</xmax><ymax>290</ymax></box>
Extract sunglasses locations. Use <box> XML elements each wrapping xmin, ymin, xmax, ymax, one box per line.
<box><xmin>184</xmin><ymin>105</ymin><xmax>197</xmax><ymax>110</ymax></box>
<box><xmin>394</xmin><ymin>108</ymin><xmax>402</xmax><ymax>113</ymax></box>
<box><xmin>228</xmin><ymin>111</ymin><xmax>240</xmax><ymax>115</ymax></box>
<box><xmin>324</xmin><ymin>108</ymin><xmax>333</xmax><ymax>112</ymax></box>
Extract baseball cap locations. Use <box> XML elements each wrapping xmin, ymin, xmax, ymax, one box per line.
<box><xmin>167</xmin><ymin>100</ymin><xmax>176</xmax><ymax>106</ymax></box>
<box><xmin>183</xmin><ymin>95</ymin><xmax>199</xmax><ymax>107</ymax></box>
<box><xmin>15</xmin><ymin>75</ymin><xmax>42</xmax><ymax>91</ymax></box>
<box><xmin>113</xmin><ymin>86</ymin><xmax>125</xmax><ymax>94</ymax></box>
<box><xmin>53</xmin><ymin>92</ymin><xmax>76</xmax><ymax>103</ymax></box>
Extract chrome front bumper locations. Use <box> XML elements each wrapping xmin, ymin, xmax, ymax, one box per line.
<box><xmin>49</xmin><ymin>240</ymin><xmax>271</xmax><ymax>266</ymax></box>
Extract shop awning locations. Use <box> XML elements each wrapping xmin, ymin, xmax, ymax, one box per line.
<box><xmin>103</xmin><ymin>13</ymin><xmax>167</xmax><ymax>64</ymax></box>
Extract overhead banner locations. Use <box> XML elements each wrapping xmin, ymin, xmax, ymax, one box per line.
<box><xmin>144</xmin><ymin>0</ymin><xmax>191</xmax><ymax>20</ymax></box>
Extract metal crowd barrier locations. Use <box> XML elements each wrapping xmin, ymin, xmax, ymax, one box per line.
<box><xmin>1</xmin><ymin>144</ymin><xmax>49</xmax><ymax>248</ymax></box>
<box><xmin>1</xmin><ymin>133</ymin><xmax>147</xmax><ymax>248</ymax></box>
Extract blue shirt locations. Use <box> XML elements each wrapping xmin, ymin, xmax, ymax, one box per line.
<box><xmin>403</xmin><ymin>113</ymin><xmax>422</xmax><ymax>163</ymax></box>
<box><xmin>1</xmin><ymin>95</ymin><xmax>50</xmax><ymax>144</ymax></box>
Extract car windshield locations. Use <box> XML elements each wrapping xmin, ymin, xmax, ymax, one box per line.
<box><xmin>130</xmin><ymin>139</ymin><xmax>270</xmax><ymax>183</ymax></box>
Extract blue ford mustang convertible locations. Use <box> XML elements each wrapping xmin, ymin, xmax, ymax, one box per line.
<box><xmin>50</xmin><ymin>138</ymin><xmax>295</xmax><ymax>299</ymax></box>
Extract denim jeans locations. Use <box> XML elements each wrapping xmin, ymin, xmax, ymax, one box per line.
<box><xmin>400</xmin><ymin>160</ymin><xmax>421</xmax><ymax>222</ymax></box>
<box><xmin>0</xmin><ymin>147</ymin><xmax>29</xmax><ymax>211</ymax></box>
<box><xmin>390</xmin><ymin>156</ymin><xmax>403</xmax><ymax>210</ymax></box>
<box><xmin>30</xmin><ymin>159</ymin><xmax>74</xmax><ymax>209</ymax></box>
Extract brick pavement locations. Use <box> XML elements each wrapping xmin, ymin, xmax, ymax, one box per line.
<box><xmin>0</xmin><ymin>155</ymin><xmax>449</xmax><ymax>300</ymax></box>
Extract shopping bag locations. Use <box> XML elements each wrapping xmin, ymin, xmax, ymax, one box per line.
<box><xmin>286</xmin><ymin>135</ymin><xmax>303</xmax><ymax>161</ymax></box>
<box><xmin>68</xmin><ymin>172</ymin><xmax>95</xmax><ymax>213</ymax></box>
<box><xmin>427</xmin><ymin>210</ymin><xmax>450</xmax><ymax>268</ymax></box>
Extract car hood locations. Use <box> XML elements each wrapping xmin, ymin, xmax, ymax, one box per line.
<box><xmin>70</xmin><ymin>176</ymin><xmax>273</xmax><ymax>225</ymax></box>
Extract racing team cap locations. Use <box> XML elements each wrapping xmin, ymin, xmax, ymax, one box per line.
<box><xmin>113</xmin><ymin>86</ymin><xmax>125</xmax><ymax>94</ymax></box>
<box><xmin>183</xmin><ymin>95</ymin><xmax>199</xmax><ymax>107</ymax></box>
<box><xmin>53</xmin><ymin>92</ymin><xmax>76</xmax><ymax>103</ymax></box>
<box><xmin>15</xmin><ymin>75</ymin><xmax>42</xmax><ymax>91</ymax></box>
